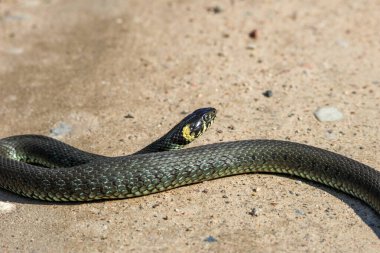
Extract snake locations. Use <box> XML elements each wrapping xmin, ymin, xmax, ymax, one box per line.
<box><xmin>0</xmin><ymin>107</ymin><xmax>379</xmax><ymax>215</ymax></box>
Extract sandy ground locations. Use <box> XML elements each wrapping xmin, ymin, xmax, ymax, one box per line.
<box><xmin>0</xmin><ymin>0</ymin><xmax>379</xmax><ymax>252</ymax></box>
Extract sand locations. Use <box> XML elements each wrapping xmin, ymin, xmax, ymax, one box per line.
<box><xmin>0</xmin><ymin>0</ymin><xmax>379</xmax><ymax>252</ymax></box>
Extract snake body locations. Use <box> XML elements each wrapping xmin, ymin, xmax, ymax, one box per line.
<box><xmin>0</xmin><ymin>108</ymin><xmax>379</xmax><ymax>215</ymax></box>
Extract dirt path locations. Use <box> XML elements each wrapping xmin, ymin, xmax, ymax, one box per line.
<box><xmin>0</xmin><ymin>0</ymin><xmax>379</xmax><ymax>252</ymax></box>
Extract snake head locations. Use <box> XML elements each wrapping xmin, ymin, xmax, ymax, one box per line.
<box><xmin>137</xmin><ymin>107</ymin><xmax>217</xmax><ymax>153</ymax></box>
<box><xmin>181</xmin><ymin>107</ymin><xmax>217</xmax><ymax>143</ymax></box>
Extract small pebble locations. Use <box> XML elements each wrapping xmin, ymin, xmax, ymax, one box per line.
<box><xmin>262</xmin><ymin>90</ymin><xmax>273</xmax><ymax>97</ymax></box>
<box><xmin>204</xmin><ymin>236</ymin><xmax>217</xmax><ymax>243</ymax></box>
<box><xmin>294</xmin><ymin>209</ymin><xmax>305</xmax><ymax>216</ymax></box>
<box><xmin>336</xmin><ymin>39</ymin><xmax>349</xmax><ymax>48</ymax></box>
<box><xmin>249</xmin><ymin>29</ymin><xmax>258</xmax><ymax>39</ymax></box>
<box><xmin>248</xmin><ymin>207</ymin><xmax>260</xmax><ymax>217</ymax></box>
<box><xmin>0</xmin><ymin>201</ymin><xmax>16</xmax><ymax>214</ymax></box>
<box><xmin>50</xmin><ymin>122</ymin><xmax>72</xmax><ymax>137</ymax></box>
<box><xmin>251</xmin><ymin>187</ymin><xmax>260</xmax><ymax>196</ymax></box>
<box><xmin>325</xmin><ymin>129</ymin><xmax>337</xmax><ymax>140</ymax></box>
<box><xmin>22</xmin><ymin>0</ymin><xmax>41</xmax><ymax>7</ymax></box>
<box><xmin>152</xmin><ymin>202</ymin><xmax>161</xmax><ymax>208</ymax></box>
<box><xmin>207</xmin><ymin>6</ymin><xmax>223</xmax><ymax>14</ymax></box>
<box><xmin>124</xmin><ymin>114</ymin><xmax>134</xmax><ymax>119</ymax></box>
<box><xmin>4</xmin><ymin>14</ymin><xmax>28</xmax><ymax>21</ymax></box>
<box><xmin>7</xmin><ymin>47</ymin><xmax>24</xmax><ymax>55</ymax></box>
<box><xmin>288</xmin><ymin>113</ymin><xmax>295</xmax><ymax>117</ymax></box>
<box><xmin>246</xmin><ymin>43</ymin><xmax>256</xmax><ymax>50</ymax></box>
<box><xmin>314</xmin><ymin>107</ymin><xmax>343</xmax><ymax>122</ymax></box>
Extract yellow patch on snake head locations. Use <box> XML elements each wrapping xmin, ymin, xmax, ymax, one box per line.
<box><xmin>182</xmin><ymin>124</ymin><xmax>196</xmax><ymax>142</ymax></box>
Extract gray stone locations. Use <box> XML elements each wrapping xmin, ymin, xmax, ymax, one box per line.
<box><xmin>50</xmin><ymin>122</ymin><xmax>72</xmax><ymax>137</ymax></box>
<box><xmin>204</xmin><ymin>236</ymin><xmax>217</xmax><ymax>243</ymax></box>
<box><xmin>314</xmin><ymin>107</ymin><xmax>343</xmax><ymax>122</ymax></box>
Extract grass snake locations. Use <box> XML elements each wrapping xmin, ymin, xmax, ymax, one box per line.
<box><xmin>0</xmin><ymin>108</ymin><xmax>379</xmax><ymax>215</ymax></box>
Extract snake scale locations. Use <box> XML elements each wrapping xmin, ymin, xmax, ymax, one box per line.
<box><xmin>0</xmin><ymin>108</ymin><xmax>379</xmax><ymax>215</ymax></box>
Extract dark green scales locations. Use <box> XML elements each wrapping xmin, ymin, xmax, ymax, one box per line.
<box><xmin>0</xmin><ymin>108</ymin><xmax>379</xmax><ymax>215</ymax></box>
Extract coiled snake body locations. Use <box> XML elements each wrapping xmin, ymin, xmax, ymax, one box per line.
<box><xmin>0</xmin><ymin>108</ymin><xmax>379</xmax><ymax>215</ymax></box>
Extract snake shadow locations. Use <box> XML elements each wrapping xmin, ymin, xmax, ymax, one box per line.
<box><xmin>286</xmin><ymin>175</ymin><xmax>380</xmax><ymax>238</ymax></box>
<box><xmin>0</xmin><ymin>177</ymin><xmax>379</xmax><ymax>238</ymax></box>
<box><xmin>0</xmin><ymin>189</ymin><xmax>79</xmax><ymax>206</ymax></box>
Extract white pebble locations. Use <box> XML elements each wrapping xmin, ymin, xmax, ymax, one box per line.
<box><xmin>50</xmin><ymin>122</ymin><xmax>72</xmax><ymax>137</ymax></box>
<box><xmin>336</xmin><ymin>39</ymin><xmax>349</xmax><ymax>48</ymax></box>
<box><xmin>7</xmin><ymin>47</ymin><xmax>24</xmax><ymax>55</ymax></box>
<box><xmin>314</xmin><ymin>107</ymin><xmax>343</xmax><ymax>122</ymax></box>
<box><xmin>246</xmin><ymin>43</ymin><xmax>256</xmax><ymax>50</ymax></box>
<box><xmin>0</xmin><ymin>201</ymin><xmax>16</xmax><ymax>214</ymax></box>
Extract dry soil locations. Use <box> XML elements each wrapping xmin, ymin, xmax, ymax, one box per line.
<box><xmin>0</xmin><ymin>0</ymin><xmax>379</xmax><ymax>252</ymax></box>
